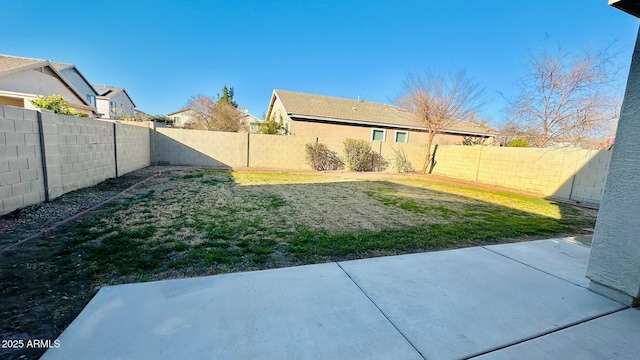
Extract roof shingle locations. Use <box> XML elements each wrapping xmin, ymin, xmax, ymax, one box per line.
<box><xmin>274</xmin><ymin>89</ymin><xmax>497</xmax><ymax>136</ymax></box>
<box><xmin>0</xmin><ymin>54</ymin><xmax>45</xmax><ymax>72</ymax></box>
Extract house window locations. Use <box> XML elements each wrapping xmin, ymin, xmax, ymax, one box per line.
<box><xmin>394</xmin><ymin>131</ymin><xmax>408</xmax><ymax>143</ymax></box>
<box><xmin>86</xmin><ymin>94</ymin><xmax>96</xmax><ymax>107</ymax></box>
<box><xmin>371</xmin><ymin>129</ymin><xmax>386</xmax><ymax>141</ymax></box>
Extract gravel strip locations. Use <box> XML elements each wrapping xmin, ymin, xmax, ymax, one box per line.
<box><xmin>0</xmin><ymin>166</ymin><xmax>193</xmax><ymax>251</ymax></box>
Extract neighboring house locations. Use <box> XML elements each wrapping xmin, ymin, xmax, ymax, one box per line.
<box><xmin>0</xmin><ymin>54</ymin><xmax>97</xmax><ymax>116</ymax></box>
<box><xmin>265</xmin><ymin>89</ymin><xmax>497</xmax><ymax>145</ymax></box>
<box><xmin>51</xmin><ymin>62</ymin><xmax>98</xmax><ymax>108</ymax></box>
<box><xmin>167</xmin><ymin>108</ymin><xmax>193</xmax><ymax>127</ymax></box>
<box><xmin>93</xmin><ymin>85</ymin><xmax>136</xmax><ymax>119</ymax></box>
<box><xmin>243</xmin><ymin>113</ymin><xmax>261</xmax><ymax>133</ymax></box>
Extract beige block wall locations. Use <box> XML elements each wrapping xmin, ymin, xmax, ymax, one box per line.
<box><xmin>430</xmin><ymin>145</ymin><xmax>483</xmax><ymax>181</ymax></box>
<box><xmin>41</xmin><ymin>111</ymin><xmax>116</xmax><ymax>199</ymax></box>
<box><xmin>152</xmin><ymin>128</ymin><xmax>247</xmax><ymax>168</ymax></box>
<box><xmin>115</xmin><ymin>122</ymin><xmax>151</xmax><ymax>175</ymax></box>
<box><xmin>430</xmin><ymin>145</ymin><xmax>609</xmax><ymax>203</ymax></box>
<box><xmin>0</xmin><ymin>106</ymin><xmax>46</xmax><ymax>214</ymax></box>
<box><xmin>476</xmin><ymin>147</ymin><xmax>581</xmax><ymax>196</ymax></box>
<box><xmin>249</xmin><ymin>134</ymin><xmax>311</xmax><ymax>170</ymax></box>
<box><xmin>571</xmin><ymin>150</ymin><xmax>612</xmax><ymax>205</ymax></box>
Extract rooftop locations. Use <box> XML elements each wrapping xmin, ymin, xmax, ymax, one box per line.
<box><xmin>274</xmin><ymin>89</ymin><xmax>498</xmax><ymax>136</ymax></box>
<box><xmin>0</xmin><ymin>54</ymin><xmax>44</xmax><ymax>72</ymax></box>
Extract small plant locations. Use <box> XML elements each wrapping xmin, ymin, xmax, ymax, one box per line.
<box><xmin>370</xmin><ymin>152</ymin><xmax>389</xmax><ymax>172</ymax></box>
<box><xmin>343</xmin><ymin>139</ymin><xmax>372</xmax><ymax>171</ymax></box>
<box><xmin>343</xmin><ymin>139</ymin><xmax>388</xmax><ymax>172</ymax></box>
<box><xmin>30</xmin><ymin>94</ymin><xmax>88</xmax><ymax>117</ymax></box>
<box><xmin>259</xmin><ymin>114</ymin><xmax>288</xmax><ymax>135</ymax></box>
<box><xmin>305</xmin><ymin>143</ymin><xmax>345</xmax><ymax>171</ymax></box>
<box><xmin>392</xmin><ymin>147</ymin><xmax>414</xmax><ymax>173</ymax></box>
<box><xmin>507</xmin><ymin>138</ymin><xmax>529</xmax><ymax>147</ymax></box>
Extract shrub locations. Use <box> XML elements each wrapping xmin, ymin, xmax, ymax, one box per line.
<box><xmin>461</xmin><ymin>136</ymin><xmax>486</xmax><ymax>145</ymax></box>
<box><xmin>371</xmin><ymin>152</ymin><xmax>389</xmax><ymax>172</ymax></box>
<box><xmin>392</xmin><ymin>147</ymin><xmax>414</xmax><ymax>173</ymax></box>
<box><xmin>305</xmin><ymin>143</ymin><xmax>345</xmax><ymax>171</ymax></box>
<box><xmin>259</xmin><ymin>114</ymin><xmax>288</xmax><ymax>135</ymax></box>
<box><xmin>343</xmin><ymin>139</ymin><xmax>388</xmax><ymax>172</ymax></box>
<box><xmin>507</xmin><ymin>138</ymin><xmax>529</xmax><ymax>147</ymax></box>
<box><xmin>30</xmin><ymin>94</ymin><xmax>88</xmax><ymax>117</ymax></box>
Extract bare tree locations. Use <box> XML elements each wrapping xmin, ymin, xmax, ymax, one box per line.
<box><xmin>508</xmin><ymin>46</ymin><xmax>619</xmax><ymax>147</ymax></box>
<box><xmin>396</xmin><ymin>70</ymin><xmax>483</xmax><ymax>173</ymax></box>
<box><xmin>184</xmin><ymin>95</ymin><xmax>247</xmax><ymax>132</ymax></box>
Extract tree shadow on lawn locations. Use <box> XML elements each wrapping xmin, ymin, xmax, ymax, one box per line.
<box><xmin>0</xmin><ymin>169</ymin><xmax>595</xmax><ymax>360</ymax></box>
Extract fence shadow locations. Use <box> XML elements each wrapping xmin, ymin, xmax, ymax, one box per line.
<box><xmin>151</xmin><ymin>130</ymin><xmax>235</xmax><ymax>168</ymax></box>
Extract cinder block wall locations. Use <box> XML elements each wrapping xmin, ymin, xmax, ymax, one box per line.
<box><xmin>152</xmin><ymin>128</ymin><xmax>246</xmax><ymax>168</ymax></box>
<box><xmin>115</xmin><ymin>123</ymin><xmax>151</xmax><ymax>175</ymax></box>
<box><xmin>1</xmin><ymin>106</ymin><xmax>151</xmax><ymax>215</ymax></box>
<box><xmin>430</xmin><ymin>145</ymin><xmax>482</xmax><ymax>181</ymax></box>
<box><xmin>0</xmin><ymin>106</ymin><xmax>46</xmax><ymax>214</ymax></box>
<box><xmin>475</xmin><ymin>147</ymin><xmax>580</xmax><ymax>197</ymax></box>
<box><xmin>249</xmin><ymin>133</ymin><xmax>309</xmax><ymax>169</ymax></box>
<box><xmin>571</xmin><ymin>150</ymin><xmax>612</xmax><ymax>205</ymax></box>
<box><xmin>430</xmin><ymin>145</ymin><xmax>609</xmax><ymax>204</ymax></box>
<box><xmin>40</xmin><ymin>111</ymin><xmax>116</xmax><ymax>199</ymax></box>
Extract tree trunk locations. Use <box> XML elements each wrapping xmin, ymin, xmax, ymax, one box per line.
<box><xmin>421</xmin><ymin>132</ymin><xmax>435</xmax><ymax>174</ymax></box>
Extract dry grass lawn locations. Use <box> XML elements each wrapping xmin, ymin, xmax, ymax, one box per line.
<box><xmin>0</xmin><ymin>168</ymin><xmax>595</xmax><ymax>360</ymax></box>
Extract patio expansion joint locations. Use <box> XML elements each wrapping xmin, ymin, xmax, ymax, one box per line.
<box><xmin>481</xmin><ymin>245</ymin><xmax>587</xmax><ymax>288</ymax></box>
<box><xmin>467</xmin><ymin>306</ymin><xmax>629</xmax><ymax>359</ymax></box>
<box><xmin>335</xmin><ymin>262</ymin><xmax>427</xmax><ymax>360</ymax></box>
<box><xmin>469</xmin><ymin>246</ymin><xmax>631</xmax><ymax>358</ymax></box>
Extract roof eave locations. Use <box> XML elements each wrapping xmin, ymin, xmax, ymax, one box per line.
<box><xmin>290</xmin><ymin>114</ymin><xmax>496</xmax><ymax>137</ymax></box>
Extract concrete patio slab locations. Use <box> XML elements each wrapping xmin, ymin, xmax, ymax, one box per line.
<box><xmin>473</xmin><ymin>308</ymin><xmax>640</xmax><ymax>360</ymax></box>
<box><xmin>338</xmin><ymin>247</ymin><xmax>626</xmax><ymax>360</ymax></box>
<box><xmin>42</xmin><ymin>263</ymin><xmax>423</xmax><ymax>360</ymax></box>
<box><xmin>485</xmin><ymin>237</ymin><xmax>592</xmax><ymax>287</ymax></box>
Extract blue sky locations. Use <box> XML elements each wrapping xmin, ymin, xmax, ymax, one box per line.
<box><xmin>2</xmin><ymin>0</ymin><xmax>638</xmax><ymax>124</ymax></box>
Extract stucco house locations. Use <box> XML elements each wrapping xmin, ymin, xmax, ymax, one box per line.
<box><xmin>167</xmin><ymin>108</ymin><xmax>193</xmax><ymax>127</ymax></box>
<box><xmin>265</xmin><ymin>89</ymin><xmax>497</xmax><ymax>144</ymax></box>
<box><xmin>243</xmin><ymin>113</ymin><xmax>261</xmax><ymax>133</ymax></box>
<box><xmin>0</xmin><ymin>54</ymin><xmax>97</xmax><ymax>116</ymax></box>
<box><xmin>51</xmin><ymin>62</ymin><xmax>99</xmax><ymax>109</ymax></box>
<box><xmin>93</xmin><ymin>85</ymin><xmax>136</xmax><ymax>120</ymax></box>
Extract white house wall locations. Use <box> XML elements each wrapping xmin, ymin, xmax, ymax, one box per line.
<box><xmin>96</xmin><ymin>98</ymin><xmax>110</xmax><ymax>118</ymax></box>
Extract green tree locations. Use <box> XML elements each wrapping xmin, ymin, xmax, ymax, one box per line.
<box><xmin>258</xmin><ymin>114</ymin><xmax>288</xmax><ymax>135</ymax></box>
<box><xmin>30</xmin><ymin>94</ymin><xmax>88</xmax><ymax>117</ymax></box>
<box><xmin>216</xmin><ymin>85</ymin><xmax>238</xmax><ymax>108</ymax></box>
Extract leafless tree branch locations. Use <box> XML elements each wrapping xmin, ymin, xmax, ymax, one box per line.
<box><xmin>395</xmin><ymin>70</ymin><xmax>483</xmax><ymax>173</ymax></box>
